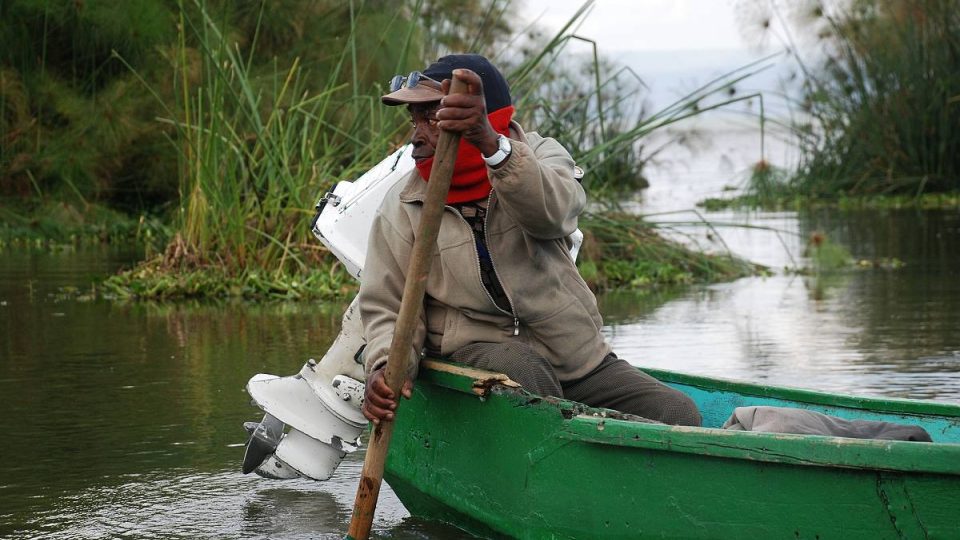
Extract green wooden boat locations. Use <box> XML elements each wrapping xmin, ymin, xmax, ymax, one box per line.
<box><xmin>384</xmin><ymin>360</ymin><xmax>960</xmax><ymax>539</ymax></box>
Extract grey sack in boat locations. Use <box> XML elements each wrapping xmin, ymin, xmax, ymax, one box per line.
<box><xmin>722</xmin><ymin>406</ymin><xmax>933</xmax><ymax>442</ymax></box>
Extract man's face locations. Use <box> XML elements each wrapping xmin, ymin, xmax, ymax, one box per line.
<box><xmin>408</xmin><ymin>102</ymin><xmax>440</xmax><ymax>163</ymax></box>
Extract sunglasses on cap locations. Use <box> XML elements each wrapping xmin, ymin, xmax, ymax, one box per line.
<box><xmin>389</xmin><ymin>71</ymin><xmax>442</xmax><ymax>92</ymax></box>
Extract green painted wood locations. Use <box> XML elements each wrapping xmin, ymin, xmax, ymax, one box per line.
<box><xmin>562</xmin><ymin>416</ymin><xmax>960</xmax><ymax>474</ymax></box>
<box><xmin>384</xmin><ymin>362</ymin><xmax>960</xmax><ymax>539</ymax></box>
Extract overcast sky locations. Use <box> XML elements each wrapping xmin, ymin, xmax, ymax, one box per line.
<box><xmin>518</xmin><ymin>0</ymin><xmax>749</xmax><ymax>52</ymax></box>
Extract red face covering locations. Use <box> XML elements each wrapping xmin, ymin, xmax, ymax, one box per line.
<box><xmin>415</xmin><ymin>106</ymin><xmax>515</xmax><ymax>204</ymax></box>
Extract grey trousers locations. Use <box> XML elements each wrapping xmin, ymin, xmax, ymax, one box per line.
<box><xmin>449</xmin><ymin>342</ymin><xmax>701</xmax><ymax>426</ymax></box>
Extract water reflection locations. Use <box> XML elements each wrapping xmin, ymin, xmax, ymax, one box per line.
<box><xmin>21</xmin><ymin>466</ymin><xmax>437</xmax><ymax>540</ymax></box>
<box><xmin>608</xmin><ymin>208</ymin><xmax>960</xmax><ymax>401</ymax></box>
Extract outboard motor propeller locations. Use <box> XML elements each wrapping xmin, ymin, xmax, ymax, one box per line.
<box><xmin>242</xmin><ymin>413</ymin><xmax>284</xmax><ymax>475</ymax></box>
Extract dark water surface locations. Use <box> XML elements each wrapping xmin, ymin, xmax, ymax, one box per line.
<box><xmin>0</xmin><ymin>247</ymin><xmax>461</xmax><ymax>539</ymax></box>
<box><xmin>2</xmin><ymin>205</ymin><xmax>959</xmax><ymax>538</ymax></box>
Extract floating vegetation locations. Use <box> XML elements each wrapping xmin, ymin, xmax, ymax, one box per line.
<box><xmin>803</xmin><ymin>231</ymin><xmax>852</xmax><ymax>273</ymax></box>
<box><xmin>578</xmin><ymin>213</ymin><xmax>759</xmax><ymax>292</ymax></box>
<box><xmin>699</xmin><ymin>190</ymin><xmax>960</xmax><ymax>211</ymax></box>
<box><xmin>101</xmin><ymin>257</ymin><xmax>354</xmax><ymax>301</ymax></box>
<box><xmin>99</xmin><ymin>214</ymin><xmax>759</xmax><ymax>301</ymax></box>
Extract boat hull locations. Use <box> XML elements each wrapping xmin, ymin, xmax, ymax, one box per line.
<box><xmin>384</xmin><ymin>361</ymin><xmax>960</xmax><ymax>539</ymax></box>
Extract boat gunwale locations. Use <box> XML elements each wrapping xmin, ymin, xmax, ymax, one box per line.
<box><xmin>416</xmin><ymin>360</ymin><xmax>960</xmax><ymax>476</ymax></box>
<box><xmin>641</xmin><ymin>366</ymin><xmax>960</xmax><ymax>418</ymax></box>
<box><xmin>420</xmin><ymin>359</ymin><xmax>960</xmax><ymax>418</ymax></box>
<box><xmin>561</xmin><ymin>414</ymin><xmax>960</xmax><ymax>476</ymax></box>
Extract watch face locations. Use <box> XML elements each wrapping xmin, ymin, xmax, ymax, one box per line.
<box><xmin>499</xmin><ymin>135</ymin><xmax>512</xmax><ymax>154</ymax></box>
<box><xmin>484</xmin><ymin>135</ymin><xmax>511</xmax><ymax>165</ymax></box>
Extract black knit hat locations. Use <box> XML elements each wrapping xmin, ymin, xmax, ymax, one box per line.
<box><xmin>381</xmin><ymin>54</ymin><xmax>512</xmax><ymax>113</ymax></box>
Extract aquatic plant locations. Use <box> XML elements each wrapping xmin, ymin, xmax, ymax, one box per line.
<box><xmin>741</xmin><ymin>0</ymin><xmax>960</xmax><ymax>199</ymax></box>
<box><xmin>146</xmin><ymin>1</ymin><xmax>421</xmax><ymax>274</ymax></box>
<box><xmin>579</xmin><ymin>213</ymin><xmax>758</xmax><ymax>292</ymax></box>
<box><xmin>803</xmin><ymin>230</ymin><xmax>853</xmax><ymax>273</ymax></box>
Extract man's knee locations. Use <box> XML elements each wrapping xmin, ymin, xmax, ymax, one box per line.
<box><xmin>659</xmin><ymin>391</ymin><xmax>702</xmax><ymax>427</ymax></box>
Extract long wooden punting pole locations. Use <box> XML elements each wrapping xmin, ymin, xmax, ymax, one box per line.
<box><xmin>345</xmin><ymin>77</ymin><xmax>467</xmax><ymax>540</ymax></box>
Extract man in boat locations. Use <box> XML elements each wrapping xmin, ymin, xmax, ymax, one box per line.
<box><xmin>360</xmin><ymin>54</ymin><xmax>701</xmax><ymax>427</ymax></box>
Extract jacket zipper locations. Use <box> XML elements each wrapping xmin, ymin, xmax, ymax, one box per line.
<box><xmin>480</xmin><ymin>193</ymin><xmax>520</xmax><ymax>335</ymax></box>
<box><xmin>447</xmin><ymin>196</ymin><xmax>520</xmax><ymax>336</ymax></box>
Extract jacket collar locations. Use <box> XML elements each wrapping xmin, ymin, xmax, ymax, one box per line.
<box><xmin>399</xmin><ymin>121</ymin><xmax>527</xmax><ymax>204</ymax></box>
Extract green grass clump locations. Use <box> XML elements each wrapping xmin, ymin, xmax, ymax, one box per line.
<box><xmin>101</xmin><ymin>0</ymin><xmax>433</xmax><ymax>286</ymax></box>
<box><xmin>101</xmin><ymin>252</ymin><xmax>354</xmax><ymax>301</ymax></box>
<box><xmin>578</xmin><ymin>213</ymin><xmax>758</xmax><ymax>292</ymax></box>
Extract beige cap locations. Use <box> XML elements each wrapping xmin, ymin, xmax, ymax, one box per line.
<box><xmin>381</xmin><ymin>82</ymin><xmax>444</xmax><ymax>106</ymax></box>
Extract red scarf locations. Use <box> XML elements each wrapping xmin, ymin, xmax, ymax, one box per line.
<box><xmin>415</xmin><ymin>106</ymin><xmax>515</xmax><ymax>204</ymax></box>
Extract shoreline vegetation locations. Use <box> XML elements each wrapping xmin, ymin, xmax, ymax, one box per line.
<box><xmin>699</xmin><ymin>190</ymin><xmax>960</xmax><ymax>212</ymax></box>
<box><xmin>7</xmin><ymin>1</ymin><xmax>954</xmax><ymax>300</ymax></box>
<box><xmin>93</xmin><ymin>213</ymin><xmax>759</xmax><ymax>301</ymax></box>
<box><xmin>1</xmin><ymin>0</ymin><xmax>765</xmax><ymax>300</ymax></box>
<box><xmin>0</xmin><ymin>208</ymin><xmax>759</xmax><ymax>301</ymax></box>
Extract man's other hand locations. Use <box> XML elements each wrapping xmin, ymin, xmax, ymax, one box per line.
<box><xmin>362</xmin><ymin>366</ymin><xmax>413</xmax><ymax>425</ymax></box>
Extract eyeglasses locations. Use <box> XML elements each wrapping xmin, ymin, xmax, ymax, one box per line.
<box><xmin>409</xmin><ymin>106</ymin><xmax>440</xmax><ymax>130</ymax></box>
<box><xmin>389</xmin><ymin>71</ymin><xmax>442</xmax><ymax>92</ymax></box>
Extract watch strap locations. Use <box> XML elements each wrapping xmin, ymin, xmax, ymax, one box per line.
<box><xmin>482</xmin><ymin>134</ymin><xmax>512</xmax><ymax>167</ymax></box>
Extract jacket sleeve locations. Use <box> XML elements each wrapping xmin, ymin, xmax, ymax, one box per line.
<box><xmin>488</xmin><ymin>133</ymin><xmax>585</xmax><ymax>240</ymax></box>
<box><xmin>357</xmin><ymin>206</ymin><xmax>425</xmax><ymax>381</ymax></box>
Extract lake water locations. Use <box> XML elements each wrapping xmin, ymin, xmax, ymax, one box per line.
<box><xmin>611</xmin><ymin>124</ymin><xmax>960</xmax><ymax>401</ymax></box>
<box><xmin>2</xmin><ymin>127</ymin><xmax>959</xmax><ymax>538</ymax></box>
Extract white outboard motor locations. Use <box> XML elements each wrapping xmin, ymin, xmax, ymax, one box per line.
<box><xmin>242</xmin><ymin>144</ymin><xmax>586</xmax><ymax>481</ymax></box>
<box><xmin>241</xmin><ymin>145</ymin><xmax>415</xmax><ymax>481</ymax></box>
<box><xmin>310</xmin><ymin>145</ymin><xmax>418</xmax><ymax>280</ymax></box>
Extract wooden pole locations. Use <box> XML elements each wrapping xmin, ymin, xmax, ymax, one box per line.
<box><xmin>345</xmin><ymin>77</ymin><xmax>467</xmax><ymax>540</ymax></box>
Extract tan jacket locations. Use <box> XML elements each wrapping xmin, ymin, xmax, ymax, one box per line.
<box><xmin>359</xmin><ymin>123</ymin><xmax>611</xmax><ymax>382</ymax></box>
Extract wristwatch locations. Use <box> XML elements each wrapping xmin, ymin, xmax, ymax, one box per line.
<box><xmin>482</xmin><ymin>134</ymin><xmax>512</xmax><ymax>167</ymax></box>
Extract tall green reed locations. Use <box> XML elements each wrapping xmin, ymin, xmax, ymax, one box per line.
<box><xmin>147</xmin><ymin>0</ymin><xmax>421</xmax><ymax>275</ymax></box>
<box><xmin>759</xmin><ymin>0</ymin><xmax>960</xmax><ymax>198</ymax></box>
